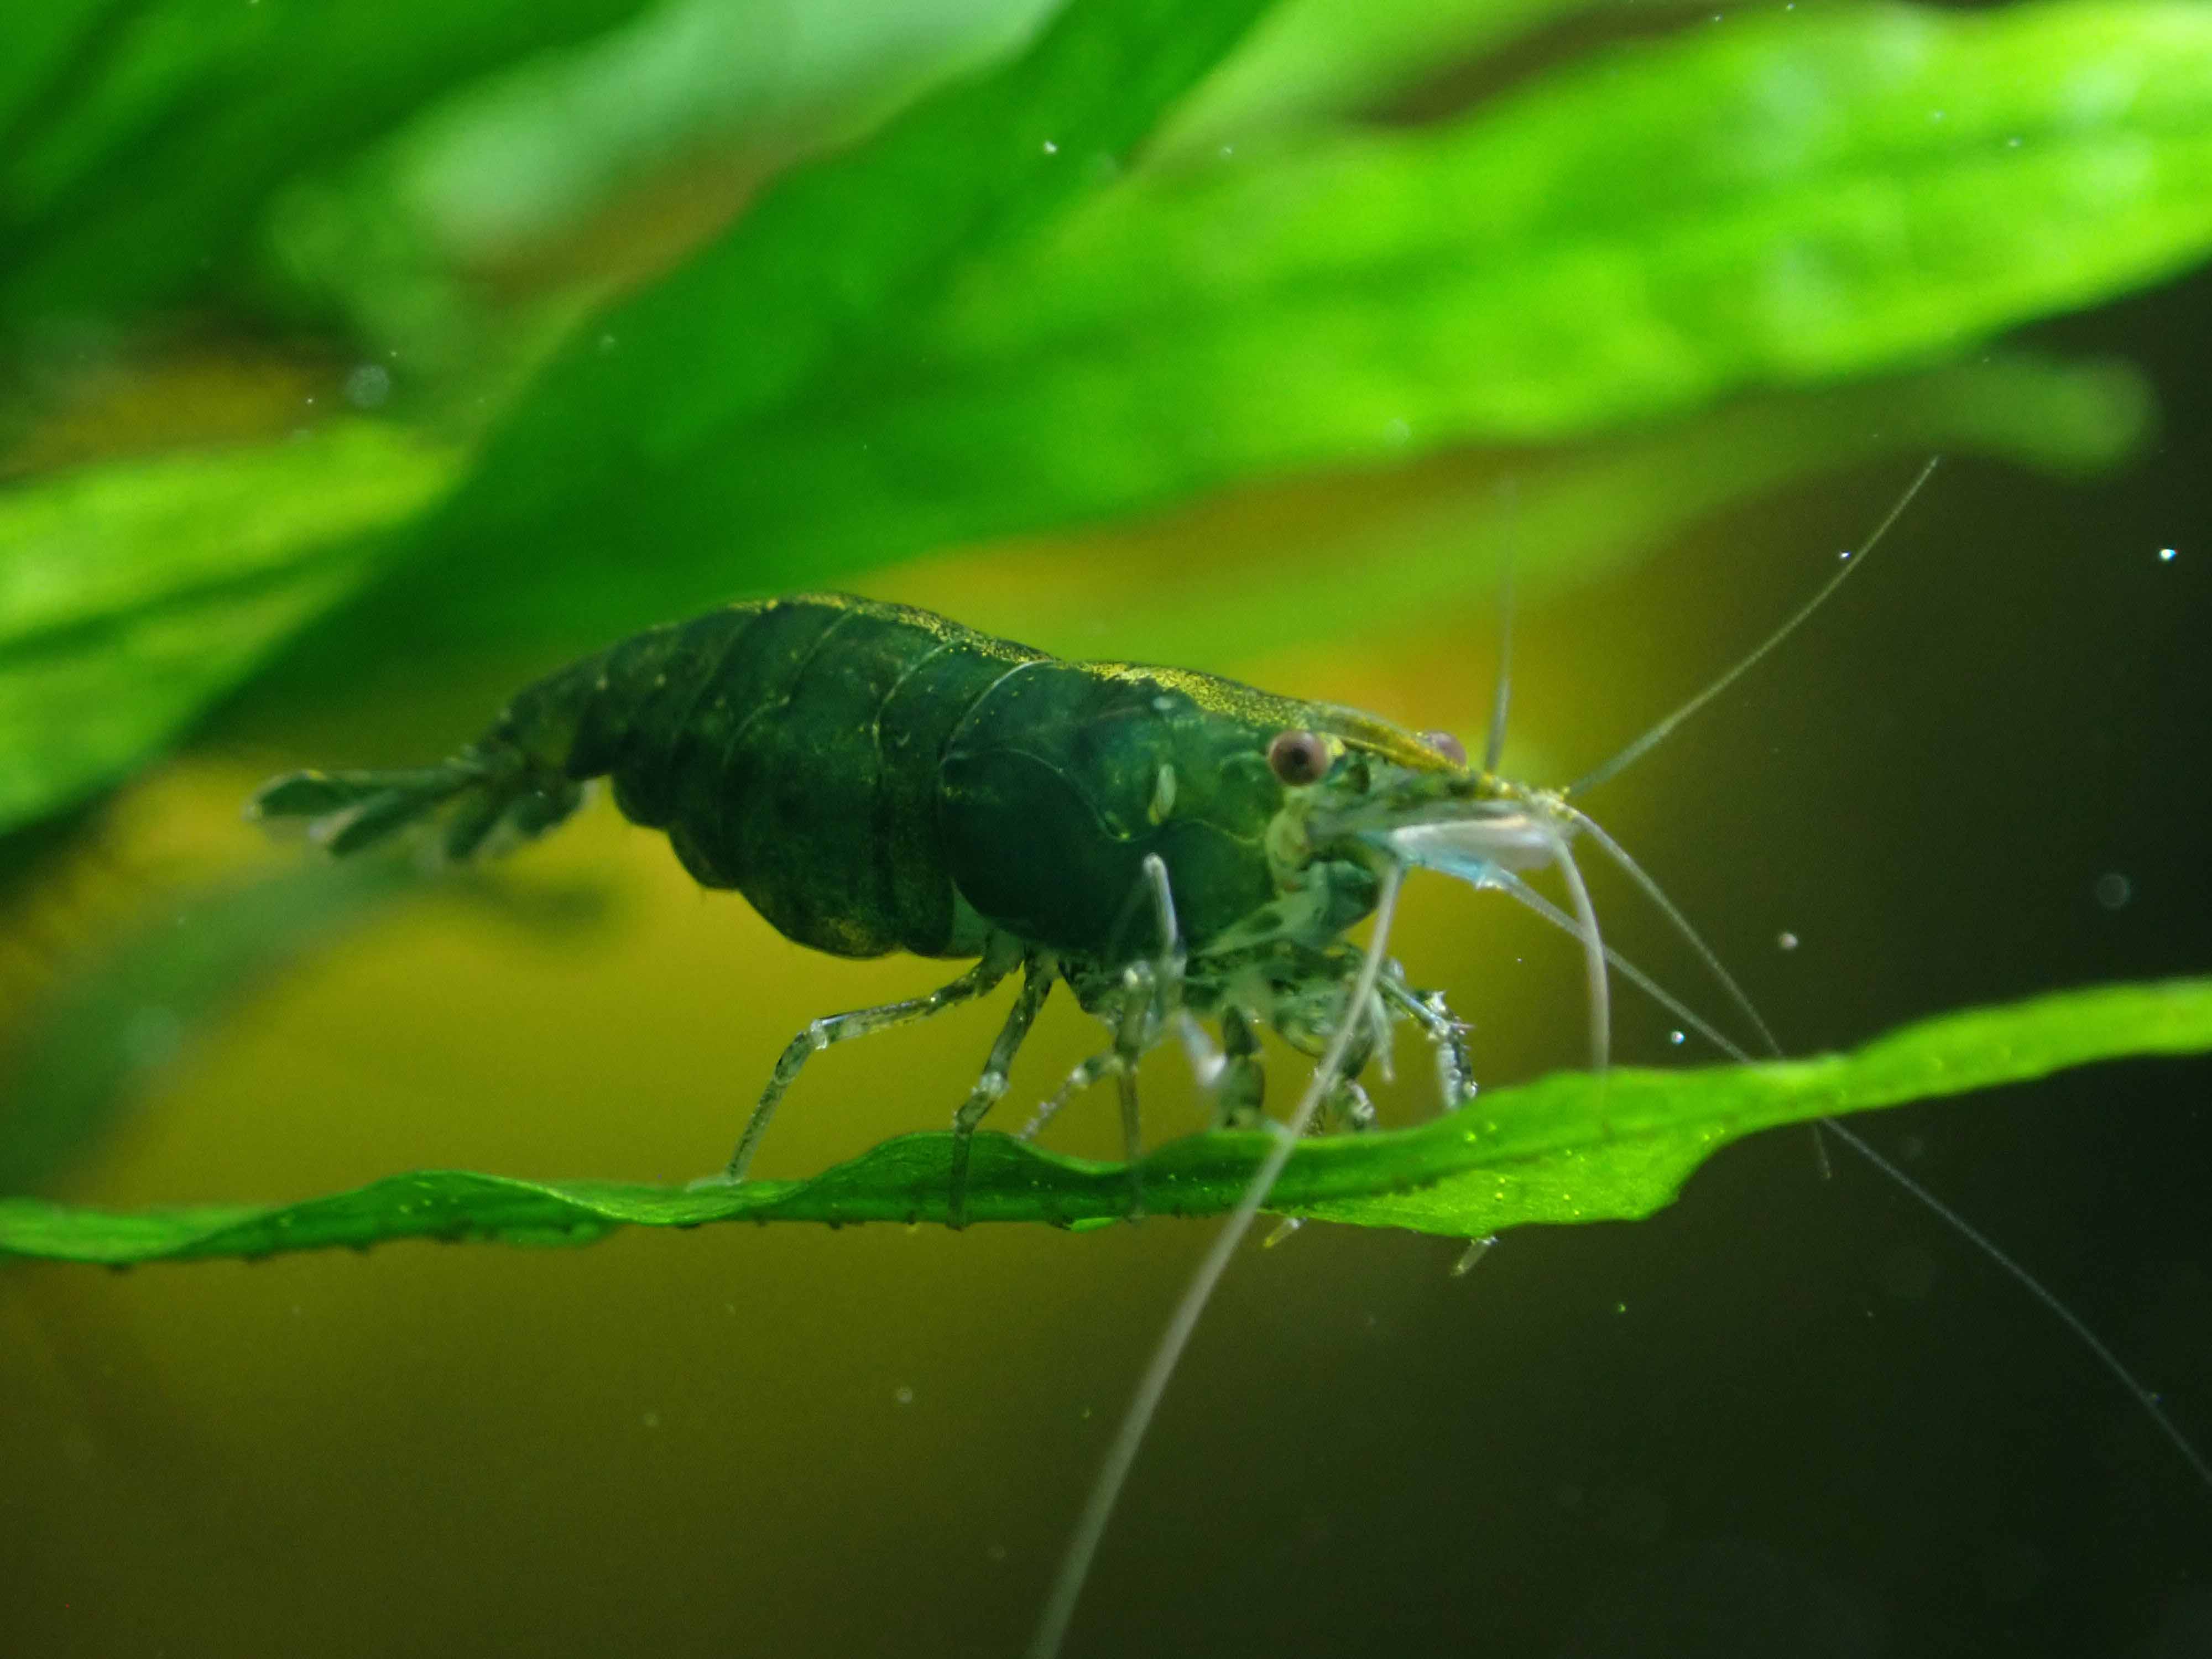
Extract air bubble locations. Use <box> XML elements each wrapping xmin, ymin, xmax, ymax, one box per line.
<box><xmin>343</xmin><ymin>363</ymin><xmax>390</xmax><ymax>409</ymax></box>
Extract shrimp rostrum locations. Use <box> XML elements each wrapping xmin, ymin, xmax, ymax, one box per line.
<box><xmin>252</xmin><ymin>592</ymin><xmax>1621</xmax><ymax>1223</ymax></box>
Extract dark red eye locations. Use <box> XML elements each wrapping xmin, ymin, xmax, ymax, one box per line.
<box><xmin>1267</xmin><ymin>729</ymin><xmax>1331</xmax><ymax>786</ymax></box>
<box><xmin>1420</xmin><ymin>729</ymin><xmax>1468</xmax><ymax>768</ymax></box>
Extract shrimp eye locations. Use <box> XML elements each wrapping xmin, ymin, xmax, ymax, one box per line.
<box><xmin>1420</xmin><ymin>729</ymin><xmax>1469</xmax><ymax>768</ymax></box>
<box><xmin>1267</xmin><ymin>729</ymin><xmax>1331</xmax><ymax>786</ymax></box>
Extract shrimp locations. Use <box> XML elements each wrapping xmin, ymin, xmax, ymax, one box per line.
<box><xmin>249</xmin><ymin>591</ymin><xmax>1583</xmax><ymax>1224</ymax></box>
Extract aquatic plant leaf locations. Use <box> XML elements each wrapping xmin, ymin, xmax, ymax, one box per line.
<box><xmin>0</xmin><ymin>0</ymin><xmax>654</xmax><ymax>331</ymax></box>
<box><xmin>921</xmin><ymin>353</ymin><xmax>2150</xmax><ymax>671</ymax></box>
<box><xmin>6</xmin><ymin>978</ymin><xmax>2204</xmax><ymax>1264</ymax></box>
<box><xmin>264</xmin><ymin>0</ymin><xmax>1068</xmax><ymax>377</ymax></box>
<box><xmin>393</xmin><ymin>0</ymin><xmax>1281</xmax><ymax>614</ymax></box>
<box><xmin>870</xmin><ymin>0</ymin><xmax>2212</xmax><ymax>528</ymax></box>
<box><xmin>0</xmin><ymin>424</ymin><xmax>459</xmax><ymax>833</ymax></box>
<box><xmin>1152</xmin><ymin>0</ymin><xmax>1588</xmax><ymax>163</ymax></box>
<box><xmin>365</xmin><ymin>0</ymin><xmax>2212</xmax><ymax>658</ymax></box>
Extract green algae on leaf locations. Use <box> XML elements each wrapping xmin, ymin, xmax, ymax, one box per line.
<box><xmin>6</xmin><ymin>978</ymin><xmax>2206</xmax><ymax>1266</ymax></box>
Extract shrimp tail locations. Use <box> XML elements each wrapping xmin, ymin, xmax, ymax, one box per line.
<box><xmin>248</xmin><ymin>749</ymin><xmax>583</xmax><ymax>862</ymax></box>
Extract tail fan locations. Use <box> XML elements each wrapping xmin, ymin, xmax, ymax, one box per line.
<box><xmin>248</xmin><ymin>755</ymin><xmax>583</xmax><ymax>861</ymax></box>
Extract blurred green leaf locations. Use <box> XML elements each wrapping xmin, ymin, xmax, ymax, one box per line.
<box><xmin>363</xmin><ymin>0</ymin><xmax>2212</xmax><ymax>659</ymax></box>
<box><xmin>0</xmin><ymin>422</ymin><xmax>460</xmax><ymax>832</ymax></box>
<box><xmin>897</xmin><ymin>0</ymin><xmax>2212</xmax><ymax>501</ymax></box>
<box><xmin>945</xmin><ymin>353</ymin><xmax>2153</xmax><ymax>670</ymax></box>
<box><xmin>264</xmin><ymin>0</ymin><xmax>1065</xmax><ymax>377</ymax></box>
<box><xmin>1</xmin><ymin>0</ymin><xmax>657</xmax><ymax>333</ymax></box>
<box><xmin>407</xmin><ymin>0</ymin><xmax>1279</xmax><ymax>555</ymax></box>
<box><xmin>1153</xmin><ymin>0</ymin><xmax>1593</xmax><ymax>161</ymax></box>
<box><xmin>0</xmin><ymin>6</ymin><xmax>112</xmax><ymax>142</ymax></box>
<box><xmin>6</xmin><ymin>978</ymin><xmax>2205</xmax><ymax>1262</ymax></box>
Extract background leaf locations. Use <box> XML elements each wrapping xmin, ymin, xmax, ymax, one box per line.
<box><xmin>0</xmin><ymin>0</ymin><xmax>657</xmax><ymax>335</ymax></box>
<box><xmin>0</xmin><ymin>424</ymin><xmax>458</xmax><ymax>832</ymax></box>
<box><xmin>328</xmin><ymin>0</ymin><xmax>2212</xmax><ymax>665</ymax></box>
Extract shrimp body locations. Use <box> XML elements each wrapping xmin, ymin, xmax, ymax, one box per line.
<box><xmin>253</xmin><ymin>592</ymin><xmax>1539</xmax><ymax>1203</ymax></box>
<box><xmin>497</xmin><ymin>595</ymin><xmax>1044</xmax><ymax>959</ymax></box>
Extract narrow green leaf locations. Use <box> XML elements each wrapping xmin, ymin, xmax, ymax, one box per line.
<box><xmin>7</xmin><ymin>978</ymin><xmax>2204</xmax><ymax>1265</ymax></box>
<box><xmin>0</xmin><ymin>422</ymin><xmax>460</xmax><ymax>832</ymax></box>
<box><xmin>1</xmin><ymin>1</ymin><xmax>655</xmax><ymax>327</ymax></box>
<box><xmin>368</xmin><ymin>0</ymin><xmax>2212</xmax><ymax>658</ymax></box>
<box><xmin>417</xmin><ymin>0</ymin><xmax>1281</xmax><ymax>555</ymax></box>
<box><xmin>883</xmin><ymin>353</ymin><xmax>2152</xmax><ymax>675</ymax></box>
<box><xmin>894</xmin><ymin>0</ymin><xmax>2212</xmax><ymax>493</ymax></box>
<box><xmin>0</xmin><ymin>4</ymin><xmax>109</xmax><ymax>142</ymax></box>
<box><xmin>264</xmin><ymin>0</ymin><xmax>1063</xmax><ymax>376</ymax></box>
<box><xmin>1152</xmin><ymin>0</ymin><xmax>1589</xmax><ymax>161</ymax></box>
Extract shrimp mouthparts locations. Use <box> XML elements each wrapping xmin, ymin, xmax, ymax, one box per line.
<box><xmin>1330</xmin><ymin>789</ymin><xmax>1613</xmax><ymax>1076</ymax></box>
<box><xmin>1354</xmin><ymin>800</ymin><xmax>1563</xmax><ymax>886</ymax></box>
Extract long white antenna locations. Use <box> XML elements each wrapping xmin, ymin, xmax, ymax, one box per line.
<box><xmin>1818</xmin><ymin>1116</ymin><xmax>2212</xmax><ymax>1494</ymax></box>
<box><xmin>1027</xmin><ymin>863</ymin><xmax>1406</xmax><ymax>1659</ymax></box>
<box><xmin>1483</xmin><ymin>482</ymin><xmax>1518</xmax><ymax>775</ymax></box>
<box><xmin>1566</xmin><ymin>458</ymin><xmax>1940</xmax><ymax>801</ymax></box>
<box><xmin>1563</xmin><ymin>802</ymin><xmax>1782</xmax><ymax>1059</ymax></box>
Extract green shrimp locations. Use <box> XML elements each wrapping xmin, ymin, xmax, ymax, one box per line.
<box><xmin>250</xmin><ymin>591</ymin><xmax>1582</xmax><ymax>1222</ymax></box>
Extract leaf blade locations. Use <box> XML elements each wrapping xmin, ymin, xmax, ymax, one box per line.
<box><xmin>0</xmin><ymin>422</ymin><xmax>460</xmax><ymax>832</ymax></box>
<box><xmin>7</xmin><ymin>977</ymin><xmax>2205</xmax><ymax>1264</ymax></box>
<box><xmin>369</xmin><ymin>0</ymin><xmax>2212</xmax><ymax>658</ymax></box>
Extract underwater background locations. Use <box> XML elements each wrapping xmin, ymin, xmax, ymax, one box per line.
<box><xmin>3</xmin><ymin>2</ymin><xmax>2210</xmax><ymax>1654</ymax></box>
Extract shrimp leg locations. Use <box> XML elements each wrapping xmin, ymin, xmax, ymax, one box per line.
<box><xmin>716</xmin><ymin>937</ymin><xmax>1022</xmax><ymax>1183</ymax></box>
<box><xmin>947</xmin><ymin>955</ymin><xmax>1056</xmax><ymax>1227</ymax></box>
<box><xmin>1209</xmin><ymin>1006</ymin><xmax>1266</xmax><ymax>1129</ymax></box>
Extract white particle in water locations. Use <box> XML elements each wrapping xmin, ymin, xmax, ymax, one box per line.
<box><xmin>894</xmin><ymin>1385</ymin><xmax>915</xmax><ymax>1405</ymax></box>
<box><xmin>1041</xmin><ymin>139</ymin><xmax>1058</xmax><ymax>155</ymax></box>
<box><xmin>2094</xmin><ymin>872</ymin><xmax>2132</xmax><ymax>910</ymax></box>
<box><xmin>1777</xmin><ymin>931</ymin><xmax>1799</xmax><ymax>951</ymax></box>
<box><xmin>2158</xmin><ymin>546</ymin><xmax>2178</xmax><ymax>562</ymax></box>
<box><xmin>1668</xmin><ymin>1030</ymin><xmax>1686</xmax><ymax>1046</ymax></box>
